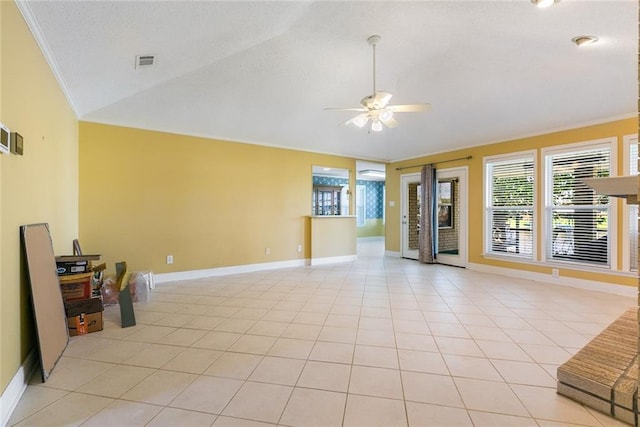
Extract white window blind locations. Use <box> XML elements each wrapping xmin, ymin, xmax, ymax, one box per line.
<box><xmin>485</xmin><ymin>155</ymin><xmax>534</xmax><ymax>258</ymax></box>
<box><xmin>546</xmin><ymin>146</ymin><xmax>611</xmax><ymax>266</ymax></box>
<box><xmin>629</xmin><ymin>142</ymin><xmax>638</xmax><ymax>270</ymax></box>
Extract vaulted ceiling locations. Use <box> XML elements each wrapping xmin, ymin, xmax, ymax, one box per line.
<box><xmin>19</xmin><ymin>0</ymin><xmax>637</xmax><ymax>162</ymax></box>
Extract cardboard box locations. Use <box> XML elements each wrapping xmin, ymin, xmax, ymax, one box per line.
<box><xmin>64</xmin><ymin>297</ymin><xmax>103</xmax><ymax>336</ymax></box>
<box><xmin>59</xmin><ymin>272</ymin><xmax>93</xmax><ymax>301</ymax></box>
<box><xmin>56</xmin><ymin>260</ymin><xmax>90</xmax><ymax>276</ymax></box>
<box><xmin>67</xmin><ymin>312</ymin><xmax>103</xmax><ymax>336</ymax></box>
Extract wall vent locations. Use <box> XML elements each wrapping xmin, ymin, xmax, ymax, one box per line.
<box><xmin>135</xmin><ymin>55</ymin><xmax>155</xmax><ymax>69</ymax></box>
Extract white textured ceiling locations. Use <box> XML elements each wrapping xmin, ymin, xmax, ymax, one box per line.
<box><xmin>19</xmin><ymin>0</ymin><xmax>637</xmax><ymax>162</ymax></box>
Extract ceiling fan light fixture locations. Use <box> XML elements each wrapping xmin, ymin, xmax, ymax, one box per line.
<box><xmin>371</xmin><ymin>121</ymin><xmax>383</xmax><ymax>132</ymax></box>
<box><xmin>352</xmin><ymin>114</ymin><xmax>369</xmax><ymax>128</ymax></box>
<box><xmin>572</xmin><ymin>35</ymin><xmax>599</xmax><ymax>47</ymax></box>
<box><xmin>531</xmin><ymin>0</ymin><xmax>557</xmax><ymax>8</ymax></box>
<box><xmin>380</xmin><ymin>109</ymin><xmax>394</xmax><ymax>121</ymax></box>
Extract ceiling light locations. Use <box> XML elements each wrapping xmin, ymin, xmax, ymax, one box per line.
<box><xmin>371</xmin><ymin>121</ymin><xmax>383</xmax><ymax>132</ymax></box>
<box><xmin>531</xmin><ymin>0</ymin><xmax>557</xmax><ymax>8</ymax></box>
<box><xmin>360</xmin><ymin>170</ymin><xmax>386</xmax><ymax>178</ymax></box>
<box><xmin>380</xmin><ymin>109</ymin><xmax>394</xmax><ymax>121</ymax></box>
<box><xmin>572</xmin><ymin>36</ymin><xmax>599</xmax><ymax>47</ymax></box>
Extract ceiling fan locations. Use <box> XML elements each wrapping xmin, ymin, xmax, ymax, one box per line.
<box><xmin>326</xmin><ymin>35</ymin><xmax>431</xmax><ymax>132</ymax></box>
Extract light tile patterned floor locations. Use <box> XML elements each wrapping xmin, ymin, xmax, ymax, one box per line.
<box><xmin>8</xmin><ymin>237</ymin><xmax>635</xmax><ymax>426</ymax></box>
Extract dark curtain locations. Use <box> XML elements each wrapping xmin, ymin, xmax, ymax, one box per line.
<box><xmin>419</xmin><ymin>164</ymin><xmax>437</xmax><ymax>264</ymax></box>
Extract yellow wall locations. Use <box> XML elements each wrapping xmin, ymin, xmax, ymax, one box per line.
<box><xmin>1</xmin><ymin>1</ymin><xmax>79</xmax><ymax>394</ymax></box>
<box><xmin>79</xmin><ymin>122</ymin><xmax>355</xmax><ymax>275</ymax></box>
<box><xmin>311</xmin><ymin>216</ymin><xmax>357</xmax><ymax>259</ymax></box>
<box><xmin>356</xmin><ymin>219</ymin><xmax>384</xmax><ymax>237</ymax></box>
<box><xmin>387</xmin><ymin>117</ymin><xmax>638</xmax><ymax>287</ymax></box>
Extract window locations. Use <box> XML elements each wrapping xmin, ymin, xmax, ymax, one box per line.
<box><xmin>484</xmin><ymin>152</ymin><xmax>535</xmax><ymax>259</ymax></box>
<box><xmin>356</xmin><ymin>185</ymin><xmax>366</xmax><ymax>226</ymax></box>
<box><xmin>544</xmin><ymin>142</ymin><xmax>612</xmax><ymax>267</ymax></box>
<box><xmin>625</xmin><ymin>135</ymin><xmax>638</xmax><ymax>271</ymax></box>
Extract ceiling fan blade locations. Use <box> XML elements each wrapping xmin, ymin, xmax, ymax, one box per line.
<box><xmin>341</xmin><ymin>113</ymin><xmax>369</xmax><ymax>128</ymax></box>
<box><xmin>373</xmin><ymin>91</ymin><xmax>393</xmax><ymax>108</ymax></box>
<box><xmin>325</xmin><ymin>107</ymin><xmax>368</xmax><ymax>112</ymax></box>
<box><xmin>381</xmin><ymin>116</ymin><xmax>399</xmax><ymax>128</ymax></box>
<box><xmin>387</xmin><ymin>103</ymin><xmax>431</xmax><ymax>113</ymax></box>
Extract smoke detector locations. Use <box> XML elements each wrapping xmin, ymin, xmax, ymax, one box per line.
<box><xmin>135</xmin><ymin>55</ymin><xmax>156</xmax><ymax>69</ymax></box>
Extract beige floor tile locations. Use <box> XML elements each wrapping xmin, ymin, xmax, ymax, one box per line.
<box><xmin>358</xmin><ymin>316</ymin><xmax>394</xmax><ymax>331</ymax></box>
<box><xmin>520</xmin><ymin>343</ymin><xmax>573</xmax><ymax>364</ymax></box>
<box><xmin>468</xmin><ymin>410</ymin><xmax>538</xmax><ymax>426</ymax></box>
<box><xmin>92</xmin><ymin>322</ymin><xmax>144</xmax><ymax>340</ymax></box>
<box><xmin>309</xmin><ymin>341</ymin><xmax>354</xmax><ymax>364</ymax></box>
<box><xmin>161</xmin><ymin>347</ymin><xmax>223</xmax><ymax>374</ymax></box>
<box><xmin>260</xmin><ymin>309</ymin><xmax>297</xmax><ymax>322</ymax></box>
<box><xmin>203</xmin><ymin>352</ymin><xmax>263</xmax><ymax>379</ymax></box>
<box><xmin>464</xmin><ymin>325</ymin><xmax>512</xmax><ymax>342</ymax></box>
<box><xmin>39</xmin><ymin>357</ymin><xmax>115</xmax><ymax>391</ymax></box>
<box><xmin>435</xmin><ymin>337</ymin><xmax>484</xmax><ymax>357</ymax></box>
<box><xmin>13</xmin><ymin>392</ymin><xmax>113</xmax><ymax>427</ymax></box>
<box><xmin>123</xmin><ymin>325</ymin><xmax>177</xmax><ymax>343</ymax></box>
<box><xmin>348</xmin><ymin>366</ymin><xmax>403</xmax><ymax>399</ymax></box>
<box><xmin>213</xmin><ymin>416</ymin><xmax>276</xmax><ymax>426</ymax></box>
<box><xmin>395</xmin><ymin>332</ymin><xmax>438</xmax><ymax>352</ymax></box>
<box><xmin>511</xmin><ymin>384</ymin><xmax>601</xmax><ymax>426</ymax></box>
<box><xmin>355</xmin><ymin>329</ymin><xmax>395</xmax><ymax>347</ymax></box>
<box><xmin>63</xmin><ymin>336</ymin><xmax>114</xmax><ymax>358</ymax></box>
<box><xmin>297</xmin><ymin>360</ymin><xmax>351</xmax><ymax>392</ymax></box>
<box><xmin>158</xmin><ymin>328</ymin><xmax>208</xmax><ymax>346</ymax></box>
<box><xmin>147</xmin><ymin>407</ymin><xmax>217</xmax><ymax>427</ymax></box>
<box><xmin>324</xmin><ymin>314</ymin><xmax>359</xmax><ymax>328</ymax></box>
<box><xmin>121</xmin><ymin>343</ymin><xmax>185</xmax><ymax>368</ymax></box>
<box><xmin>6</xmin><ymin>386</ymin><xmax>68</xmax><ymax>425</ymax></box>
<box><xmin>247</xmin><ymin>320</ymin><xmax>289</xmax><ymax>337</ymax></box>
<box><xmin>398</xmin><ymin>348</ymin><xmax>449</xmax><ymax>375</ymax></box>
<box><xmin>280</xmin><ymin>388</ymin><xmax>346</xmax><ymax>427</ymax></box>
<box><xmin>120</xmin><ymin>370</ymin><xmax>197</xmax><ymax>405</ymax></box>
<box><xmin>428</xmin><ymin>322</ymin><xmax>471</xmax><ymax>338</ymax></box>
<box><xmin>82</xmin><ymin>399</ymin><xmax>162</xmax><ymax>426</ymax></box>
<box><xmin>454</xmin><ymin>377</ymin><xmax>529</xmax><ymax>416</ymax></box>
<box><xmin>401</xmin><ymin>371</ymin><xmax>464</xmax><ymax>407</ymax></box>
<box><xmin>443</xmin><ymin>354</ymin><xmax>503</xmax><ymax>381</ymax></box>
<box><xmin>318</xmin><ymin>326</ymin><xmax>358</xmax><ymax>344</ymax></box>
<box><xmin>406</xmin><ymin>401</ymin><xmax>473</xmax><ymax>426</ymax></box>
<box><xmin>491</xmin><ymin>359</ymin><xmax>557</xmax><ymax>387</ymax></box>
<box><xmin>281</xmin><ymin>324</ymin><xmax>322</xmax><ymax>340</ymax></box>
<box><xmin>170</xmin><ymin>376</ymin><xmax>244</xmax><ymax>413</ymax></box>
<box><xmin>221</xmin><ymin>382</ymin><xmax>292</xmax><ymax>423</ymax></box>
<box><xmin>503</xmin><ymin>328</ymin><xmax>556</xmax><ymax>346</ymax></box>
<box><xmin>152</xmin><ymin>313</ymin><xmax>196</xmax><ymax>328</ymax></box>
<box><xmin>192</xmin><ymin>331</ymin><xmax>242</xmax><ymax>350</ymax></box>
<box><xmin>182</xmin><ymin>316</ymin><xmax>226</xmax><ymax>330</ymax></box>
<box><xmin>228</xmin><ymin>335</ymin><xmax>277</xmax><ymax>355</ymax></box>
<box><xmin>360</xmin><ymin>307</ymin><xmax>392</xmax><ymax>318</ymax></box>
<box><xmin>394</xmin><ymin>319</ymin><xmax>430</xmax><ymax>334</ymax></box>
<box><xmin>133</xmin><ymin>310</ymin><xmax>169</xmax><ymax>325</ymax></box>
<box><xmin>267</xmin><ymin>337</ymin><xmax>314</xmax><ymax>359</ymax></box>
<box><xmin>291</xmin><ymin>312</ymin><xmax>327</xmax><ymax>326</ymax></box>
<box><xmin>215</xmin><ymin>318</ymin><xmax>258</xmax><ymax>333</ymax></box>
<box><xmin>76</xmin><ymin>365</ymin><xmax>155</xmax><ymax>398</ymax></box>
<box><xmin>343</xmin><ymin>394</ymin><xmax>407</xmax><ymax>427</ymax></box>
<box><xmin>476</xmin><ymin>340</ymin><xmax>533</xmax><ymax>362</ymax></box>
<box><xmin>248</xmin><ymin>356</ymin><xmax>305</xmax><ymax>385</ymax></box>
<box><xmin>353</xmin><ymin>345</ymin><xmax>399</xmax><ymax>369</ymax></box>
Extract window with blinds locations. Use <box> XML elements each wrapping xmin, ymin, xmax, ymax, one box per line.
<box><xmin>485</xmin><ymin>153</ymin><xmax>535</xmax><ymax>258</ymax></box>
<box><xmin>628</xmin><ymin>141</ymin><xmax>638</xmax><ymax>271</ymax></box>
<box><xmin>545</xmin><ymin>144</ymin><xmax>611</xmax><ymax>266</ymax></box>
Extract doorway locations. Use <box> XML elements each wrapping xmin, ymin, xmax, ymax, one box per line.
<box><xmin>400</xmin><ymin>167</ymin><xmax>468</xmax><ymax>267</ymax></box>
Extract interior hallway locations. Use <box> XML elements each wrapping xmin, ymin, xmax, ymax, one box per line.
<box><xmin>7</xmin><ymin>237</ymin><xmax>634</xmax><ymax>426</ymax></box>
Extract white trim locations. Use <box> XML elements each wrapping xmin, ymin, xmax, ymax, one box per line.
<box><xmin>15</xmin><ymin>1</ymin><xmax>80</xmax><ymax>118</ymax></box>
<box><xmin>310</xmin><ymin>255</ymin><xmax>357</xmax><ymax>266</ymax></box>
<box><xmin>385</xmin><ymin>250</ymin><xmax>401</xmax><ymax>258</ymax></box>
<box><xmin>468</xmin><ymin>262</ymin><xmax>636</xmax><ymax>297</ymax></box>
<box><xmin>1</xmin><ymin>350</ymin><xmax>37</xmax><ymax>427</ymax></box>
<box><xmin>436</xmin><ymin>166</ymin><xmax>469</xmax><ymax>268</ymax></box>
<box><xmin>154</xmin><ymin>259</ymin><xmax>308</xmax><ymax>284</ymax></box>
<box><xmin>400</xmin><ymin>173</ymin><xmax>421</xmax><ymax>260</ymax></box>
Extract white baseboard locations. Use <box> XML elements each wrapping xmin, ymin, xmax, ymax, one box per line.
<box><xmin>310</xmin><ymin>255</ymin><xmax>357</xmax><ymax>266</ymax></box>
<box><xmin>467</xmin><ymin>262</ymin><xmax>636</xmax><ymax>297</ymax></box>
<box><xmin>385</xmin><ymin>251</ymin><xmax>401</xmax><ymax>258</ymax></box>
<box><xmin>154</xmin><ymin>259</ymin><xmax>309</xmax><ymax>284</ymax></box>
<box><xmin>1</xmin><ymin>350</ymin><xmax>37</xmax><ymax>427</ymax></box>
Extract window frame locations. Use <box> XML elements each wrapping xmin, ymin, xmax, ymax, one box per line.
<box><xmin>622</xmin><ymin>134</ymin><xmax>638</xmax><ymax>272</ymax></box>
<box><xmin>542</xmin><ymin>137</ymin><xmax>617</xmax><ymax>269</ymax></box>
<box><xmin>483</xmin><ymin>150</ymin><xmax>537</xmax><ymax>260</ymax></box>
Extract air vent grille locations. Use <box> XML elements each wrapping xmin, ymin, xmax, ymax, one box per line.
<box><xmin>135</xmin><ymin>55</ymin><xmax>155</xmax><ymax>69</ymax></box>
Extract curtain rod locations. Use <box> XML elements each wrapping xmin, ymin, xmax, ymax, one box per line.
<box><xmin>395</xmin><ymin>155</ymin><xmax>472</xmax><ymax>171</ymax></box>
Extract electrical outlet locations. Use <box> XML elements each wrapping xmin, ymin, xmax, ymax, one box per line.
<box><xmin>265</xmin><ymin>247</ymin><xmax>270</xmax><ymax>255</ymax></box>
<box><xmin>166</xmin><ymin>255</ymin><xmax>174</xmax><ymax>264</ymax></box>
<box><xmin>552</xmin><ymin>268</ymin><xmax>559</xmax><ymax>278</ymax></box>
<box><xmin>297</xmin><ymin>244</ymin><xmax>302</xmax><ymax>253</ymax></box>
